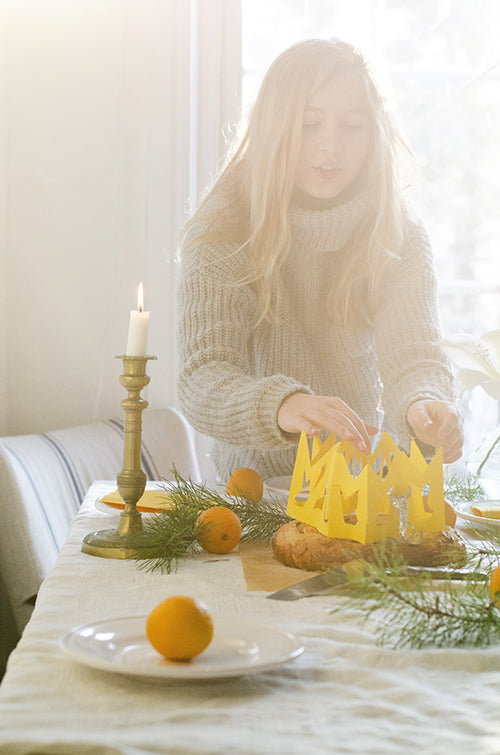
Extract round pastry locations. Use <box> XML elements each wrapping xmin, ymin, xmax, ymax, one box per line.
<box><xmin>272</xmin><ymin>520</ymin><xmax>467</xmax><ymax>571</ymax></box>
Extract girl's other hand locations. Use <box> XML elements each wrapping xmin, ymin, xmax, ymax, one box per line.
<box><xmin>277</xmin><ymin>393</ymin><xmax>378</xmax><ymax>454</ymax></box>
<box><xmin>407</xmin><ymin>399</ymin><xmax>464</xmax><ymax>463</ymax></box>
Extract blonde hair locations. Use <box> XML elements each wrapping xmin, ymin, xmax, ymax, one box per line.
<box><xmin>181</xmin><ymin>37</ymin><xmax>408</xmax><ymax>326</ymax></box>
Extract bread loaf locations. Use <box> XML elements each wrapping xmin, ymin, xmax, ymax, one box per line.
<box><xmin>272</xmin><ymin>520</ymin><xmax>466</xmax><ymax>571</ymax></box>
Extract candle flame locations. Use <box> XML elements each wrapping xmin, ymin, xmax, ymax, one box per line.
<box><xmin>137</xmin><ymin>282</ymin><xmax>144</xmax><ymax>313</ymax></box>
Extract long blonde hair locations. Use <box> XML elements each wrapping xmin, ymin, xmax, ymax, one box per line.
<box><xmin>181</xmin><ymin>37</ymin><xmax>408</xmax><ymax>326</ymax></box>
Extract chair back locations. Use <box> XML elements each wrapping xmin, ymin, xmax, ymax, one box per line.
<box><xmin>0</xmin><ymin>407</ymin><xmax>201</xmax><ymax>634</ymax></box>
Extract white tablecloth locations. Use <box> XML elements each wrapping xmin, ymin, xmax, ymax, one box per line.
<box><xmin>1</xmin><ymin>482</ymin><xmax>500</xmax><ymax>755</ymax></box>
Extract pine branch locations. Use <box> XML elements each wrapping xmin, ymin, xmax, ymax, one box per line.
<box><xmin>225</xmin><ymin>495</ymin><xmax>292</xmax><ymax>542</ymax></box>
<box><xmin>344</xmin><ymin>542</ymin><xmax>500</xmax><ymax>648</ymax></box>
<box><xmin>445</xmin><ymin>472</ymin><xmax>486</xmax><ymax>503</ymax></box>
<box><xmin>131</xmin><ymin>467</ymin><xmax>291</xmax><ymax>573</ymax></box>
<box><xmin>358</xmin><ymin>576</ymin><xmax>500</xmax><ymax>649</ymax></box>
<box><xmin>132</xmin><ymin>505</ymin><xmax>200</xmax><ymax>574</ymax></box>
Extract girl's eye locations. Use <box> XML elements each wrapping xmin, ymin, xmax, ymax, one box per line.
<box><xmin>303</xmin><ymin>120</ymin><xmax>322</xmax><ymax>129</ymax></box>
<box><xmin>342</xmin><ymin>122</ymin><xmax>366</xmax><ymax>131</ymax></box>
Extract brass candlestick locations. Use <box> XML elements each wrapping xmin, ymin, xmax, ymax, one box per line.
<box><xmin>82</xmin><ymin>354</ymin><xmax>157</xmax><ymax>559</ymax></box>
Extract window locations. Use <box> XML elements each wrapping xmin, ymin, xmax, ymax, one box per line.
<box><xmin>241</xmin><ymin>0</ymin><xmax>500</xmax><ymax>456</ymax></box>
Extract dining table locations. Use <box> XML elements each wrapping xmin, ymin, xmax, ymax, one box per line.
<box><xmin>1</xmin><ymin>479</ymin><xmax>500</xmax><ymax>755</ymax></box>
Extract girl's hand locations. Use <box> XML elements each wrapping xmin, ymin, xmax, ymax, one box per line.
<box><xmin>407</xmin><ymin>399</ymin><xmax>464</xmax><ymax>463</ymax></box>
<box><xmin>277</xmin><ymin>393</ymin><xmax>378</xmax><ymax>454</ymax></box>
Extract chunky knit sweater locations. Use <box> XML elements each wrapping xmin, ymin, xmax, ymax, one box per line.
<box><xmin>177</xmin><ymin>190</ymin><xmax>455</xmax><ymax>481</ymax></box>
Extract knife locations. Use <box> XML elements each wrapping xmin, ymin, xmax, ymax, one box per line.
<box><xmin>267</xmin><ymin>560</ymin><xmax>366</xmax><ymax>601</ymax></box>
<box><xmin>266</xmin><ymin>561</ymin><xmax>488</xmax><ymax>601</ymax></box>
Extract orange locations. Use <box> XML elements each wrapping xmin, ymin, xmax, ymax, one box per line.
<box><xmin>444</xmin><ymin>500</ymin><xmax>457</xmax><ymax>528</ymax></box>
<box><xmin>226</xmin><ymin>467</ymin><xmax>264</xmax><ymax>502</ymax></box>
<box><xmin>422</xmin><ymin>494</ymin><xmax>456</xmax><ymax>528</ymax></box>
<box><xmin>489</xmin><ymin>565</ymin><xmax>500</xmax><ymax>604</ymax></box>
<box><xmin>196</xmin><ymin>505</ymin><xmax>242</xmax><ymax>554</ymax></box>
<box><xmin>146</xmin><ymin>595</ymin><xmax>213</xmax><ymax>661</ymax></box>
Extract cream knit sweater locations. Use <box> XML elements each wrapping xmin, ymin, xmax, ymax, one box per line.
<box><xmin>177</xmin><ymin>191</ymin><xmax>454</xmax><ymax>481</ymax></box>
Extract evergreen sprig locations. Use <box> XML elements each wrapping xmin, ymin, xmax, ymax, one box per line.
<box><xmin>444</xmin><ymin>471</ymin><xmax>487</xmax><ymax>503</ymax></box>
<box><xmin>344</xmin><ymin>555</ymin><xmax>500</xmax><ymax>649</ymax></box>
<box><xmin>363</xmin><ymin>580</ymin><xmax>500</xmax><ymax>649</ymax></box>
<box><xmin>339</xmin><ymin>515</ymin><xmax>500</xmax><ymax>649</ymax></box>
<box><xmin>132</xmin><ymin>467</ymin><xmax>291</xmax><ymax>573</ymax></box>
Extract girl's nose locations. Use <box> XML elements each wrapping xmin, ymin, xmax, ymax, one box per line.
<box><xmin>318</xmin><ymin>130</ymin><xmax>343</xmax><ymax>154</ymax></box>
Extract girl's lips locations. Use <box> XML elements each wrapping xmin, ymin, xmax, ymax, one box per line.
<box><xmin>313</xmin><ymin>165</ymin><xmax>342</xmax><ymax>177</ymax></box>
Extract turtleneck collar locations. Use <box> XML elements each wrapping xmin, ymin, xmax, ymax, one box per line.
<box><xmin>288</xmin><ymin>189</ymin><xmax>372</xmax><ymax>253</ymax></box>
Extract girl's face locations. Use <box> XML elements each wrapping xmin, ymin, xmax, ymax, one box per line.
<box><xmin>293</xmin><ymin>71</ymin><xmax>372</xmax><ymax>200</ymax></box>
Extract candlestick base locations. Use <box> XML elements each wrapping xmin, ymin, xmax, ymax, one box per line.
<box><xmin>81</xmin><ymin>528</ymin><xmax>150</xmax><ymax>559</ymax></box>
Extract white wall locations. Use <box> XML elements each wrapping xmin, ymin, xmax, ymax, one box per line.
<box><xmin>1</xmin><ymin>0</ymin><xmax>241</xmax><ymax>436</ymax></box>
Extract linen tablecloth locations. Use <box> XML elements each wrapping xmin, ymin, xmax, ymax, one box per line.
<box><xmin>1</xmin><ymin>482</ymin><xmax>500</xmax><ymax>754</ymax></box>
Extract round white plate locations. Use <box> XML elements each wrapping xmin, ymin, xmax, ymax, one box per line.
<box><xmin>453</xmin><ymin>499</ymin><xmax>500</xmax><ymax>530</ymax></box>
<box><xmin>60</xmin><ymin>615</ymin><xmax>304</xmax><ymax>681</ymax></box>
<box><xmin>264</xmin><ymin>475</ymin><xmax>309</xmax><ymax>501</ymax></box>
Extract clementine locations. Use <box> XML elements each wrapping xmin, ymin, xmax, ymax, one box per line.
<box><xmin>196</xmin><ymin>505</ymin><xmax>242</xmax><ymax>554</ymax></box>
<box><xmin>489</xmin><ymin>564</ymin><xmax>500</xmax><ymax>604</ymax></box>
<box><xmin>146</xmin><ymin>595</ymin><xmax>213</xmax><ymax>661</ymax></box>
<box><xmin>226</xmin><ymin>467</ymin><xmax>264</xmax><ymax>502</ymax></box>
<box><xmin>444</xmin><ymin>500</ymin><xmax>457</xmax><ymax>528</ymax></box>
<box><xmin>422</xmin><ymin>494</ymin><xmax>456</xmax><ymax>528</ymax></box>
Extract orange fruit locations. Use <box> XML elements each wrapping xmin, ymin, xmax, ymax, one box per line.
<box><xmin>422</xmin><ymin>495</ymin><xmax>456</xmax><ymax>528</ymax></box>
<box><xmin>444</xmin><ymin>500</ymin><xmax>456</xmax><ymax>528</ymax></box>
<box><xmin>146</xmin><ymin>595</ymin><xmax>213</xmax><ymax>661</ymax></box>
<box><xmin>226</xmin><ymin>467</ymin><xmax>264</xmax><ymax>502</ymax></box>
<box><xmin>489</xmin><ymin>565</ymin><xmax>500</xmax><ymax>604</ymax></box>
<box><xmin>196</xmin><ymin>506</ymin><xmax>242</xmax><ymax>554</ymax></box>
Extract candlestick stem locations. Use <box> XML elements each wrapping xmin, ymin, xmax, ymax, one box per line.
<box><xmin>82</xmin><ymin>355</ymin><xmax>157</xmax><ymax>559</ymax></box>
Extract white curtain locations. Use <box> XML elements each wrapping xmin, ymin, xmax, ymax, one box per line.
<box><xmin>0</xmin><ymin>0</ymin><xmax>241</xmax><ymax>436</ymax></box>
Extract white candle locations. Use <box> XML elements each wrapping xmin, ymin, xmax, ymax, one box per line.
<box><xmin>126</xmin><ymin>282</ymin><xmax>150</xmax><ymax>356</ymax></box>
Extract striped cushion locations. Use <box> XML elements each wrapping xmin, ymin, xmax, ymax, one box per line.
<box><xmin>0</xmin><ymin>408</ymin><xmax>200</xmax><ymax>633</ymax></box>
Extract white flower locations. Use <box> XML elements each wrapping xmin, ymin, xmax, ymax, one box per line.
<box><xmin>441</xmin><ymin>329</ymin><xmax>500</xmax><ymax>400</ymax></box>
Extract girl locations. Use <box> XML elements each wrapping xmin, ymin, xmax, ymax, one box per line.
<box><xmin>177</xmin><ymin>37</ymin><xmax>463</xmax><ymax>482</ymax></box>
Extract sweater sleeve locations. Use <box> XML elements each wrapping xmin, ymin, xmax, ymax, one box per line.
<box><xmin>373</xmin><ymin>218</ymin><xmax>456</xmax><ymax>448</ymax></box>
<box><xmin>176</xmin><ymin>241</ymin><xmax>311</xmax><ymax>450</ymax></box>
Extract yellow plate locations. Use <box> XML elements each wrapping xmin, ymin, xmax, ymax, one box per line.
<box><xmin>99</xmin><ymin>489</ymin><xmax>174</xmax><ymax>513</ymax></box>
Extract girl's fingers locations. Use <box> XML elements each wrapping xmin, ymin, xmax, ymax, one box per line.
<box><xmin>324</xmin><ymin>410</ymin><xmax>372</xmax><ymax>453</ymax></box>
<box><xmin>277</xmin><ymin>394</ymin><xmax>379</xmax><ymax>453</ymax></box>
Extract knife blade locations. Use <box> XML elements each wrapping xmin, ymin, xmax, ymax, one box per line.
<box><xmin>267</xmin><ymin>560</ymin><xmax>365</xmax><ymax>601</ymax></box>
<box><xmin>266</xmin><ymin>562</ymin><xmax>488</xmax><ymax>601</ymax></box>
<box><xmin>405</xmin><ymin>566</ymin><xmax>488</xmax><ymax>581</ymax></box>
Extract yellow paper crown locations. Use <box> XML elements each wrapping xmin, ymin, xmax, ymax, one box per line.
<box><xmin>287</xmin><ymin>431</ymin><xmax>444</xmax><ymax>545</ymax></box>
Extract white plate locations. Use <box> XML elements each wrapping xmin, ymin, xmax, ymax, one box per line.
<box><xmin>60</xmin><ymin>615</ymin><xmax>304</xmax><ymax>681</ymax></box>
<box><xmin>264</xmin><ymin>475</ymin><xmax>309</xmax><ymax>501</ymax></box>
<box><xmin>453</xmin><ymin>499</ymin><xmax>500</xmax><ymax>530</ymax></box>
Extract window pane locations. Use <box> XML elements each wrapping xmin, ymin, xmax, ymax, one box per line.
<box><xmin>242</xmin><ymin>0</ymin><xmax>500</xmax><ymax>457</ymax></box>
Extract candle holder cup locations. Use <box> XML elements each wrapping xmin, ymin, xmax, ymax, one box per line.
<box><xmin>82</xmin><ymin>354</ymin><xmax>157</xmax><ymax>559</ymax></box>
